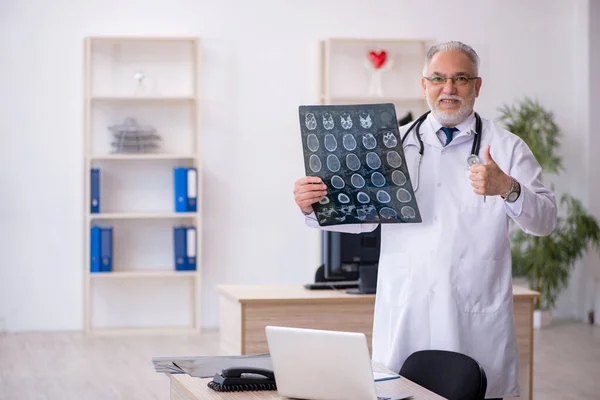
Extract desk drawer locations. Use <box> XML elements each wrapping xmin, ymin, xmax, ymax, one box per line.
<box><xmin>243</xmin><ymin>301</ymin><xmax>375</xmax><ymax>354</ymax></box>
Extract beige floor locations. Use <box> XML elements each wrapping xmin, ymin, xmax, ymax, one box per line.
<box><xmin>0</xmin><ymin>321</ymin><xmax>598</xmax><ymax>400</ymax></box>
<box><xmin>532</xmin><ymin>320</ymin><xmax>600</xmax><ymax>400</ymax></box>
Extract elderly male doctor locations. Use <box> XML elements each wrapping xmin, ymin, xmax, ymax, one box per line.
<box><xmin>293</xmin><ymin>41</ymin><xmax>557</xmax><ymax>400</ymax></box>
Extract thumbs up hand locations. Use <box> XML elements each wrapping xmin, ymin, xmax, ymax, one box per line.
<box><xmin>482</xmin><ymin>145</ymin><xmax>495</xmax><ymax>165</ymax></box>
<box><xmin>468</xmin><ymin>145</ymin><xmax>512</xmax><ymax>196</ymax></box>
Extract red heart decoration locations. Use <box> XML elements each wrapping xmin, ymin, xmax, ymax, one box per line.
<box><xmin>368</xmin><ymin>50</ymin><xmax>387</xmax><ymax>69</ymax></box>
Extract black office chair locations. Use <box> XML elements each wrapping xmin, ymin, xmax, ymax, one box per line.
<box><xmin>399</xmin><ymin>350</ymin><xmax>487</xmax><ymax>400</ymax></box>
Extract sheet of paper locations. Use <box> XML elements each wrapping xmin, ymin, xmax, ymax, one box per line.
<box><xmin>377</xmin><ymin>393</ymin><xmax>414</xmax><ymax>400</ymax></box>
<box><xmin>373</xmin><ymin>371</ymin><xmax>401</xmax><ymax>382</ymax></box>
<box><xmin>152</xmin><ymin>353</ymin><xmax>273</xmax><ymax>378</ymax></box>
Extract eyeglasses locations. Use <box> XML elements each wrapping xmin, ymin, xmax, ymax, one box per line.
<box><xmin>423</xmin><ymin>75</ymin><xmax>479</xmax><ymax>86</ymax></box>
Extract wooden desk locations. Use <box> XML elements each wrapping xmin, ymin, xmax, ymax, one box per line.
<box><xmin>169</xmin><ymin>361</ymin><xmax>445</xmax><ymax>399</ymax></box>
<box><xmin>218</xmin><ymin>284</ymin><xmax>539</xmax><ymax>400</ymax></box>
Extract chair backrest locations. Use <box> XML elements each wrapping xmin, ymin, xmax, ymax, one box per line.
<box><xmin>399</xmin><ymin>350</ymin><xmax>487</xmax><ymax>400</ymax></box>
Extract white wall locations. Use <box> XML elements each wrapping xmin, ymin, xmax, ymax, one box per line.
<box><xmin>550</xmin><ymin>0</ymin><xmax>600</xmax><ymax>323</ymax></box>
<box><xmin>0</xmin><ymin>0</ymin><xmax>596</xmax><ymax>331</ymax></box>
<box><xmin>586</xmin><ymin>0</ymin><xmax>600</xmax><ymax>325</ymax></box>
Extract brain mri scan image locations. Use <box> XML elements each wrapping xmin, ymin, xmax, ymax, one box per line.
<box><xmin>299</xmin><ymin>103</ymin><xmax>422</xmax><ymax>226</ymax></box>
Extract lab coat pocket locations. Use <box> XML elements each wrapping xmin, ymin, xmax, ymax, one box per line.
<box><xmin>377</xmin><ymin>252</ymin><xmax>411</xmax><ymax>307</ymax></box>
<box><xmin>456</xmin><ymin>257</ymin><xmax>502</xmax><ymax>313</ymax></box>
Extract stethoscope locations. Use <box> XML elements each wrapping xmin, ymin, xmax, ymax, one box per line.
<box><xmin>400</xmin><ymin>110</ymin><xmax>482</xmax><ymax>191</ymax></box>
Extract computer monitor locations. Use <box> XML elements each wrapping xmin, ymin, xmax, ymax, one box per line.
<box><xmin>321</xmin><ymin>226</ymin><xmax>381</xmax><ymax>281</ymax></box>
<box><xmin>398</xmin><ymin>111</ymin><xmax>414</xmax><ymax>126</ymax></box>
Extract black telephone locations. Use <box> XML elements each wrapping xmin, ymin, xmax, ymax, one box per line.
<box><xmin>207</xmin><ymin>367</ymin><xmax>277</xmax><ymax>392</ymax></box>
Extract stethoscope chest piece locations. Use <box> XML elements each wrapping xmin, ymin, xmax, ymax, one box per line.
<box><xmin>467</xmin><ymin>154</ymin><xmax>481</xmax><ymax>167</ymax></box>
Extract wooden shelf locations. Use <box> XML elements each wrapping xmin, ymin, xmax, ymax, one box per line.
<box><xmin>89</xmin><ymin>36</ymin><xmax>198</xmax><ymax>42</ymax></box>
<box><xmin>322</xmin><ymin>95</ymin><xmax>425</xmax><ymax>104</ymax></box>
<box><xmin>90</xmin><ymin>95</ymin><xmax>196</xmax><ymax>102</ymax></box>
<box><xmin>88</xmin><ymin>212</ymin><xmax>197</xmax><ymax>220</ymax></box>
<box><xmin>325</xmin><ymin>37</ymin><xmax>434</xmax><ymax>45</ymax></box>
<box><xmin>91</xmin><ymin>270</ymin><xmax>196</xmax><ymax>279</ymax></box>
<box><xmin>91</xmin><ymin>326</ymin><xmax>199</xmax><ymax>336</ymax></box>
<box><xmin>89</xmin><ymin>153</ymin><xmax>197</xmax><ymax>161</ymax></box>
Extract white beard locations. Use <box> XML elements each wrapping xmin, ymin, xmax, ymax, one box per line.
<box><xmin>427</xmin><ymin>92</ymin><xmax>475</xmax><ymax>126</ymax></box>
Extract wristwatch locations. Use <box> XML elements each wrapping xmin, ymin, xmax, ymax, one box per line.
<box><xmin>502</xmin><ymin>176</ymin><xmax>521</xmax><ymax>203</ymax></box>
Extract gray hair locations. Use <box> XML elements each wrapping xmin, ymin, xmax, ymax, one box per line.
<box><xmin>423</xmin><ymin>41</ymin><xmax>480</xmax><ymax>76</ymax></box>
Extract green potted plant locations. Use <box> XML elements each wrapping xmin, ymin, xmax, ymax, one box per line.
<box><xmin>497</xmin><ymin>98</ymin><xmax>600</xmax><ymax>327</ymax></box>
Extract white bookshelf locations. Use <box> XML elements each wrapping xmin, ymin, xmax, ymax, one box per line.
<box><xmin>83</xmin><ymin>36</ymin><xmax>202</xmax><ymax>334</ymax></box>
<box><xmin>319</xmin><ymin>37</ymin><xmax>434</xmax><ymax>118</ymax></box>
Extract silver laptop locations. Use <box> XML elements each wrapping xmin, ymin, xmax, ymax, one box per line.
<box><xmin>265</xmin><ymin>325</ymin><xmax>411</xmax><ymax>400</ymax></box>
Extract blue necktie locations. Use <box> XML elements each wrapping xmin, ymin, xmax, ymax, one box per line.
<box><xmin>440</xmin><ymin>127</ymin><xmax>459</xmax><ymax>146</ymax></box>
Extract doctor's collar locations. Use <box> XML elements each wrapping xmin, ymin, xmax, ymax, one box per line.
<box><xmin>429</xmin><ymin>111</ymin><xmax>476</xmax><ymax>136</ymax></box>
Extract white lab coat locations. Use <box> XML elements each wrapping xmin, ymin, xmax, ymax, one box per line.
<box><xmin>304</xmin><ymin>112</ymin><xmax>557</xmax><ymax>398</ymax></box>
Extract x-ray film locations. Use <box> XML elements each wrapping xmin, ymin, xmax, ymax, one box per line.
<box><xmin>299</xmin><ymin>103</ymin><xmax>421</xmax><ymax>226</ymax></box>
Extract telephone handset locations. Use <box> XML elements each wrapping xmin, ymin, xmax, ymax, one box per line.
<box><xmin>207</xmin><ymin>367</ymin><xmax>277</xmax><ymax>392</ymax></box>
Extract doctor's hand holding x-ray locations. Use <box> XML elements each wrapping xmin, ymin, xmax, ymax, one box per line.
<box><xmin>293</xmin><ymin>176</ymin><xmax>328</xmax><ymax>215</ymax></box>
<box><xmin>293</xmin><ymin>41</ymin><xmax>557</xmax><ymax>400</ymax></box>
